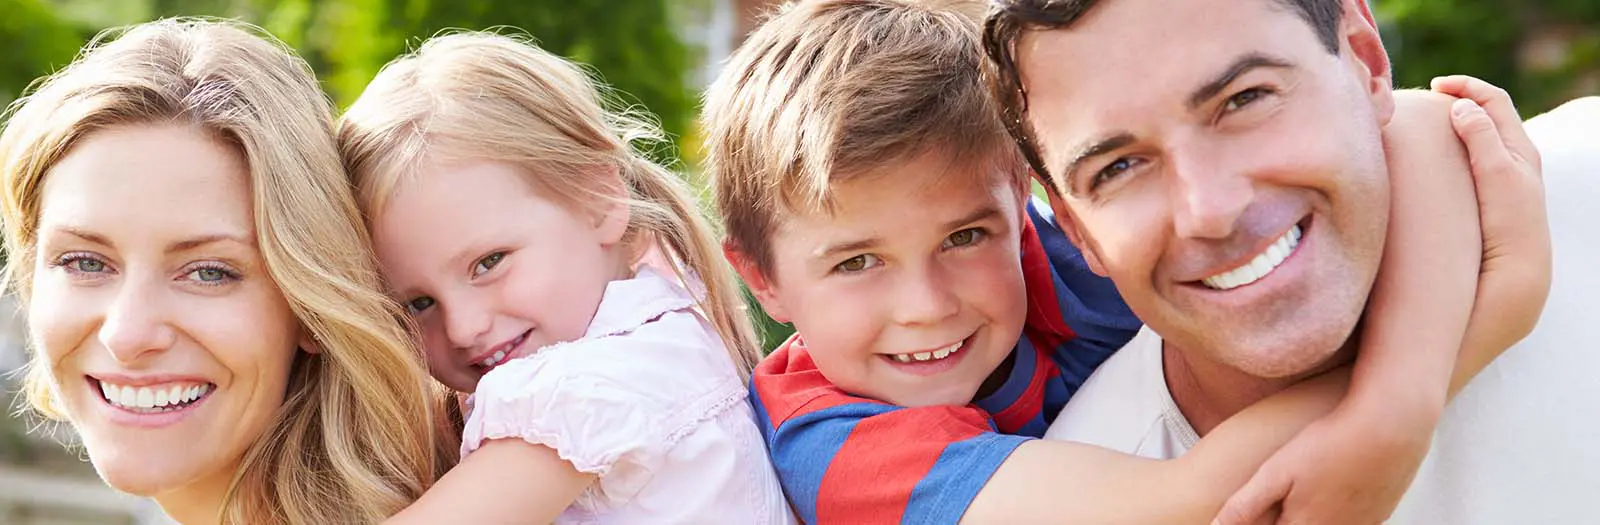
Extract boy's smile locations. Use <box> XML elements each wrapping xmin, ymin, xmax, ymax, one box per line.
<box><xmin>739</xmin><ymin>151</ymin><xmax>1030</xmax><ymax>408</ymax></box>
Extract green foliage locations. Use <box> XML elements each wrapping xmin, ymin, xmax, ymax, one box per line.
<box><xmin>0</xmin><ymin>0</ymin><xmax>82</xmax><ymax>108</ymax></box>
<box><xmin>1</xmin><ymin>0</ymin><xmax>697</xmax><ymax>158</ymax></box>
<box><xmin>1379</xmin><ymin>0</ymin><xmax>1600</xmax><ymax>117</ymax></box>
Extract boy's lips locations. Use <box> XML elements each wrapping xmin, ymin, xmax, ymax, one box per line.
<box><xmin>879</xmin><ymin>335</ymin><xmax>973</xmax><ymax>376</ymax></box>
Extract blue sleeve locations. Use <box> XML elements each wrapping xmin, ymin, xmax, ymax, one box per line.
<box><xmin>1027</xmin><ymin>197</ymin><xmax>1143</xmax><ymax>356</ymax></box>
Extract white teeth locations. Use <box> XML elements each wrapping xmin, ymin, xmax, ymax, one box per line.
<box><xmin>1202</xmin><ymin>224</ymin><xmax>1302</xmax><ymax>290</ymax></box>
<box><xmin>888</xmin><ymin>341</ymin><xmax>964</xmax><ymax>364</ymax></box>
<box><xmin>100</xmin><ymin>381</ymin><xmax>210</xmax><ymax>411</ymax></box>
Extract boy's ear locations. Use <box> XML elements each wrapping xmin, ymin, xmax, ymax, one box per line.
<box><xmin>723</xmin><ymin>242</ymin><xmax>792</xmax><ymax>323</ymax></box>
<box><xmin>1042</xmin><ymin>186</ymin><xmax>1110</xmax><ymax>277</ymax></box>
<box><xmin>593</xmin><ymin>163</ymin><xmax>631</xmax><ymax>246</ymax></box>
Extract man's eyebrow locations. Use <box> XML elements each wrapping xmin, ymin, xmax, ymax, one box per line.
<box><xmin>1187</xmin><ymin>52</ymin><xmax>1295</xmax><ymax>110</ymax></box>
<box><xmin>1059</xmin><ymin>132</ymin><xmax>1136</xmax><ymax>197</ymax></box>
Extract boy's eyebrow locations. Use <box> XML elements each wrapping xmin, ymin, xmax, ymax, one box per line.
<box><xmin>814</xmin><ymin>237</ymin><xmax>881</xmax><ymax>263</ymax></box>
<box><xmin>944</xmin><ymin>205</ymin><xmax>1003</xmax><ymax>231</ymax></box>
<box><xmin>811</xmin><ymin>204</ymin><xmax>1005</xmax><ymax>262</ymax></box>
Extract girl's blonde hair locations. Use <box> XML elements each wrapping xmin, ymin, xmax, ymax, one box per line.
<box><xmin>338</xmin><ymin>32</ymin><xmax>762</xmax><ymax>378</ymax></box>
<box><xmin>0</xmin><ymin>18</ymin><xmax>453</xmax><ymax>524</ymax></box>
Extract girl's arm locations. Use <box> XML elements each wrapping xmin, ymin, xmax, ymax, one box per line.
<box><xmin>965</xmin><ymin>86</ymin><xmax>1546</xmax><ymax>524</ymax></box>
<box><xmin>386</xmin><ymin>439</ymin><xmax>596</xmax><ymax>525</ymax></box>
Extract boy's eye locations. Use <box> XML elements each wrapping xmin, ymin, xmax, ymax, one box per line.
<box><xmin>472</xmin><ymin>252</ymin><xmax>506</xmax><ymax>277</ymax></box>
<box><xmin>835</xmin><ymin>254</ymin><xmax>881</xmax><ymax>274</ymax></box>
<box><xmin>943</xmin><ymin>228</ymin><xmax>986</xmax><ymax>248</ymax></box>
<box><xmin>406</xmin><ymin>296</ymin><xmax>436</xmax><ymax>314</ymax></box>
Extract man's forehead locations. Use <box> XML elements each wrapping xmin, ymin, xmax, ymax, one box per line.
<box><xmin>1014</xmin><ymin>0</ymin><xmax>1322</xmax><ymax>174</ymax></box>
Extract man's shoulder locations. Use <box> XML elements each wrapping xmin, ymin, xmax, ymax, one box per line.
<box><xmin>1528</xmin><ymin>97</ymin><xmax>1600</xmax><ymax>171</ymax></box>
<box><xmin>1043</xmin><ymin>328</ymin><xmax>1193</xmax><ymax>458</ymax></box>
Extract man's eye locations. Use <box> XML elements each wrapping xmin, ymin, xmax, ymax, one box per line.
<box><xmin>472</xmin><ymin>252</ymin><xmax>506</xmax><ymax>277</ymax></box>
<box><xmin>1092</xmin><ymin>157</ymin><xmax>1140</xmax><ymax>190</ymax></box>
<box><xmin>406</xmin><ymin>296</ymin><xmax>436</xmax><ymax>314</ymax></box>
<box><xmin>1224</xmin><ymin>87</ymin><xmax>1272</xmax><ymax>113</ymax></box>
<box><xmin>834</xmin><ymin>254</ymin><xmax>881</xmax><ymax>274</ymax></box>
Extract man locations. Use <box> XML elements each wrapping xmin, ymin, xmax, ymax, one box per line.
<box><xmin>984</xmin><ymin>0</ymin><xmax>1600</xmax><ymax>522</ymax></box>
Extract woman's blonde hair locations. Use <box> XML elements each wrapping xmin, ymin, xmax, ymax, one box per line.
<box><xmin>338</xmin><ymin>32</ymin><xmax>762</xmax><ymax>378</ymax></box>
<box><xmin>0</xmin><ymin>18</ymin><xmax>452</xmax><ymax>524</ymax></box>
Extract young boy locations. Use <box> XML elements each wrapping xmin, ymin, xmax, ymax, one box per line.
<box><xmin>701</xmin><ymin>0</ymin><xmax>1537</xmax><ymax>523</ymax></box>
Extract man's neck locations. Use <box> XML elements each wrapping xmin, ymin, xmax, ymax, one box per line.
<box><xmin>1161</xmin><ymin>338</ymin><xmax>1354</xmax><ymax>436</ymax></box>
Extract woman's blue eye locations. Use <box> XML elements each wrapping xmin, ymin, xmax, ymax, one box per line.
<box><xmin>72</xmin><ymin>258</ymin><xmax>105</xmax><ymax>273</ymax></box>
<box><xmin>193</xmin><ymin>268</ymin><xmax>226</xmax><ymax>282</ymax></box>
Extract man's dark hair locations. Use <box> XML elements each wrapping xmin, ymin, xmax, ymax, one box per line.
<box><xmin>982</xmin><ymin>0</ymin><xmax>1344</xmax><ymax>185</ymax></box>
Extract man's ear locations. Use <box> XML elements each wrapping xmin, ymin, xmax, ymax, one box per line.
<box><xmin>1042</xmin><ymin>185</ymin><xmax>1110</xmax><ymax>277</ymax></box>
<box><xmin>592</xmin><ymin>163</ymin><xmax>631</xmax><ymax>246</ymax></box>
<box><xmin>1343</xmin><ymin>0</ymin><xmax>1395</xmax><ymax>125</ymax></box>
<box><xmin>724</xmin><ymin>242</ymin><xmax>791</xmax><ymax>323</ymax></box>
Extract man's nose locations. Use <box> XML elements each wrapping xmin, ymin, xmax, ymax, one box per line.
<box><xmin>1168</xmin><ymin>148</ymin><xmax>1254</xmax><ymax>240</ymax></box>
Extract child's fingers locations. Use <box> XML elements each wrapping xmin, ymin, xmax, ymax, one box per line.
<box><xmin>1213</xmin><ymin>467</ymin><xmax>1291</xmax><ymax>525</ymax></box>
<box><xmin>1431</xmin><ymin>75</ymin><xmax>1540</xmax><ymax>172</ymax></box>
<box><xmin>1449</xmin><ymin>98</ymin><xmax>1520</xmax><ymax>191</ymax></box>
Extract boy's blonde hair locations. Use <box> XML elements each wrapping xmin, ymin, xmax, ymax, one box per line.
<box><xmin>702</xmin><ymin>0</ymin><xmax>1026</xmax><ymax>277</ymax></box>
<box><xmin>338</xmin><ymin>32</ymin><xmax>762</xmax><ymax>377</ymax></box>
<box><xmin>0</xmin><ymin>18</ymin><xmax>451</xmax><ymax>524</ymax></box>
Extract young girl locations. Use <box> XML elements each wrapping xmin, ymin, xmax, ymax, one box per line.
<box><xmin>337</xmin><ymin>33</ymin><xmax>796</xmax><ymax>524</ymax></box>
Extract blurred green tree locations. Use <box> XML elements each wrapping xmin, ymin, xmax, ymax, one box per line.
<box><xmin>1379</xmin><ymin>0</ymin><xmax>1599</xmax><ymax>117</ymax></box>
<box><xmin>2</xmin><ymin>0</ymin><xmax>698</xmax><ymax>158</ymax></box>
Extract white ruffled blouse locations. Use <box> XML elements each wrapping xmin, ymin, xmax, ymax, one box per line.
<box><xmin>460</xmin><ymin>268</ymin><xmax>795</xmax><ymax>524</ymax></box>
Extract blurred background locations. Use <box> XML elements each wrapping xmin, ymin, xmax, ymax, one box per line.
<box><xmin>0</xmin><ymin>0</ymin><xmax>1596</xmax><ymax>523</ymax></box>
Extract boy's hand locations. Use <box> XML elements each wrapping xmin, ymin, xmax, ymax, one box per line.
<box><xmin>1214</xmin><ymin>77</ymin><xmax>1549</xmax><ymax>525</ymax></box>
<box><xmin>1210</xmin><ymin>393</ymin><xmax>1430</xmax><ymax>525</ymax></box>
<box><xmin>1431</xmin><ymin>75</ymin><xmax>1551</xmax><ymax>371</ymax></box>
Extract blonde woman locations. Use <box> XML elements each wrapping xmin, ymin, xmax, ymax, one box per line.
<box><xmin>338</xmin><ymin>33</ymin><xmax>792</xmax><ymax>524</ymax></box>
<box><xmin>0</xmin><ymin>19</ymin><xmax>452</xmax><ymax>524</ymax></box>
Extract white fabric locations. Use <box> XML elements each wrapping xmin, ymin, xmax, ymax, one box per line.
<box><xmin>1046</xmin><ymin>97</ymin><xmax>1600</xmax><ymax>524</ymax></box>
<box><xmin>461</xmin><ymin>268</ymin><xmax>796</xmax><ymax>525</ymax></box>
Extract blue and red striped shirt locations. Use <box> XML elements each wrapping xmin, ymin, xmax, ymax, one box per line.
<box><xmin>750</xmin><ymin>199</ymin><xmax>1142</xmax><ymax>524</ymax></box>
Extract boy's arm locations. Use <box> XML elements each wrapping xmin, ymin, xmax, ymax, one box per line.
<box><xmin>385</xmin><ymin>439</ymin><xmax>594</xmax><ymax>524</ymax></box>
<box><xmin>1216</xmin><ymin>85</ymin><xmax>1549</xmax><ymax>522</ymax></box>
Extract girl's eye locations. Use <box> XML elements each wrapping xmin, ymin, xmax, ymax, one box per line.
<box><xmin>406</xmin><ymin>296</ymin><xmax>436</xmax><ymax>314</ymax></box>
<box><xmin>472</xmin><ymin>252</ymin><xmax>506</xmax><ymax>277</ymax></box>
<box><xmin>943</xmin><ymin>228</ymin><xmax>986</xmax><ymax>248</ymax></box>
<box><xmin>834</xmin><ymin>254</ymin><xmax>882</xmax><ymax>274</ymax></box>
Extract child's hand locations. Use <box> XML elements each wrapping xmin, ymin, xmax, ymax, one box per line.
<box><xmin>1431</xmin><ymin>75</ymin><xmax>1551</xmax><ymax>377</ymax></box>
<box><xmin>1210</xmin><ymin>395</ymin><xmax>1429</xmax><ymax>525</ymax></box>
<box><xmin>1214</xmin><ymin>77</ymin><xmax>1549</xmax><ymax>525</ymax></box>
